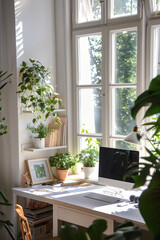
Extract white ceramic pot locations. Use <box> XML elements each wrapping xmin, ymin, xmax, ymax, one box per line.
<box><xmin>83</xmin><ymin>167</ymin><xmax>96</xmax><ymax>179</ymax></box>
<box><xmin>32</xmin><ymin>138</ymin><xmax>45</xmax><ymax>148</ymax></box>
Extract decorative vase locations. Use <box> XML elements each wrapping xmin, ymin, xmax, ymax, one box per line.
<box><xmin>56</xmin><ymin>169</ymin><xmax>68</xmax><ymax>181</ymax></box>
<box><xmin>32</xmin><ymin>138</ymin><xmax>45</xmax><ymax>148</ymax></box>
<box><xmin>83</xmin><ymin>167</ymin><xmax>96</xmax><ymax>179</ymax></box>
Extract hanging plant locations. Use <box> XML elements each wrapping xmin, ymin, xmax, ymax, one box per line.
<box><xmin>17</xmin><ymin>59</ymin><xmax>62</xmax><ymax>123</ymax></box>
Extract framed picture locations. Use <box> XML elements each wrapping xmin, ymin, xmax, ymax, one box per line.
<box><xmin>26</xmin><ymin>158</ymin><xmax>54</xmax><ymax>185</ymax></box>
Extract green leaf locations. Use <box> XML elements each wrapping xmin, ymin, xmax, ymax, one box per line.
<box><xmin>27</xmin><ymin>85</ymin><xmax>32</xmax><ymax>90</ymax></box>
<box><xmin>132</xmin><ymin>166</ymin><xmax>150</xmax><ymax>188</ymax></box>
<box><xmin>21</xmin><ymin>97</ymin><xmax>28</xmax><ymax>104</ymax></box>
<box><xmin>139</xmin><ymin>187</ymin><xmax>160</xmax><ymax>238</ymax></box>
<box><xmin>32</xmin><ymin>118</ymin><xmax>36</xmax><ymax>124</ymax></box>
<box><xmin>29</xmin><ymin>59</ymin><xmax>35</xmax><ymax>63</ymax></box>
<box><xmin>22</xmin><ymin>61</ymin><xmax>27</xmax><ymax>67</ymax></box>
<box><xmin>87</xmin><ymin>219</ymin><xmax>107</xmax><ymax>240</ymax></box>
<box><xmin>21</xmin><ymin>85</ymin><xmax>27</xmax><ymax>91</ymax></box>
<box><xmin>149</xmin><ymin>75</ymin><xmax>160</xmax><ymax>90</ymax></box>
<box><xmin>61</xmin><ymin>225</ymin><xmax>87</xmax><ymax>240</ymax></box>
<box><xmin>104</xmin><ymin>222</ymin><xmax>141</xmax><ymax>240</ymax></box>
<box><xmin>45</xmin><ymin>112</ymin><xmax>50</xmax><ymax>119</ymax></box>
<box><xmin>148</xmin><ymin>171</ymin><xmax>160</xmax><ymax>189</ymax></box>
<box><xmin>19</xmin><ymin>67</ymin><xmax>25</xmax><ymax>73</ymax></box>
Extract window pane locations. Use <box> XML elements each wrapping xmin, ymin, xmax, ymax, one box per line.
<box><xmin>111</xmin><ymin>139</ymin><xmax>137</xmax><ymax>150</ymax></box>
<box><xmin>112</xmin><ymin>30</ymin><xmax>137</xmax><ymax>84</ymax></box>
<box><xmin>152</xmin><ymin>26</ymin><xmax>160</xmax><ymax>78</ymax></box>
<box><xmin>152</xmin><ymin>0</ymin><xmax>160</xmax><ymax>11</ymax></box>
<box><xmin>112</xmin><ymin>88</ymin><xmax>136</xmax><ymax>136</ymax></box>
<box><xmin>79</xmin><ymin>88</ymin><xmax>102</xmax><ymax>134</ymax></box>
<box><xmin>78</xmin><ymin>35</ymin><xmax>102</xmax><ymax>85</ymax></box>
<box><xmin>77</xmin><ymin>0</ymin><xmax>101</xmax><ymax>23</ymax></box>
<box><xmin>111</xmin><ymin>0</ymin><xmax>138</xmax><ymax>18</ymax></box>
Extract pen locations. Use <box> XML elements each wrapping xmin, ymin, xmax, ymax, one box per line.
<box><xmin>61</xmin><ymin>182</ymin><xmax>83</xmax><ymax>187</ymax></box>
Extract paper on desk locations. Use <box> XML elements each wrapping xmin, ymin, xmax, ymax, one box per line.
<box><xmin>35</xmin><ymin>183</ymin><xmax>94</xmax><ymax>194</ymax></box>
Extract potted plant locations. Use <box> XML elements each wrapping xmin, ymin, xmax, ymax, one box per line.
<box><xmin>27</xmin><ymin>122</ymin><xmax>52</xmax><ymax>148</ymax></box>
<box><xmin>49</xmin><ymin>153</ymin><xmax>77</xmax><ymax>181</ymax></box>
<box><xmin>79</xmin><ymin>137</ymin><xmax>99</xmax><ymax>179</ymax></box>
<box><xmin>17</xmin><ymin>59</ymin><xmax>62</xmax><ymax>124</ymax></box>
<box><xmin>124</xmin><ymin>74</ymin><xmax>160</xmax><ymax>239</ymax></box>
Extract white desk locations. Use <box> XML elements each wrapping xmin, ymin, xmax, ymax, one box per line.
<box><xmin>12</xmin><ymin>184</ymin><xmax>147</xmax><ymax>237</ymax></box>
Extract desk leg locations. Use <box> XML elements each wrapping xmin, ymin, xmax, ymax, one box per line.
<box><xmin>53</xmin><ymin>204</ymin><xmax>58</xmax><ymax>237</ymax></box>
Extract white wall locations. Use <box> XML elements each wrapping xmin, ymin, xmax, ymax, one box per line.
<box><xmin>15</xmin><ymin>0</ymin><xmax>58</xmax><ymax>181</ymax></box>
<box><xmin>0</xmin><ymin>0</ymin><xmax>60</xmax><ymax>239</ymax></box>
<box><xmin>0</xmin><ymin>0</ymin><xmax>19</xmax><ymax>238</ymax></box>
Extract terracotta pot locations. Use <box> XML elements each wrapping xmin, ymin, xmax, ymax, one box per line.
<box><xmin>56</xmin><ymin>169</ymin><xmax>68</xmax><ymax>181</ymax></box>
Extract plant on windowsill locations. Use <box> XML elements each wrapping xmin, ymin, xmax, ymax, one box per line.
<box><xmin>17</xmin><ymin>59</ymin><xmax>62</xmax><ymax>124</ymax></box>
<box><xmin>49</xmin><ymin>153</ymin><xmax>77</xmax><ymax>181</ymax></box>
<box><xmin>26</xmin><ymin>122</ymin><xmax>52</xmax><ymax>148</ymax></box>
<box><xmin>78</xmin><ymin>128</ymin><xmax>99</xmax><ymax>179</ymax></box>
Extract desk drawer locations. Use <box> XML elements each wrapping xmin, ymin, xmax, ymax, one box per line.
<box><xmin>57</xmin><ymin>206</ymin><xmax>113</xmax><ymax>234</ymax></box>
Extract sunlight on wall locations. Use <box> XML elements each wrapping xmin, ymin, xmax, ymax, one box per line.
<box><xmin>15</xmin><ymin>0</ymin><xmax>24</xmax><ymax>59</ymax></box>
<box><xmin>79</xmin><ymin>37</ymin><xmax>95</xmax><ymax>133</ymax></box>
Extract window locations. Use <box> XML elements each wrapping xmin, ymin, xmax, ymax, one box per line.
<box><xmin>110</xmin><ymin>0</ymin><xmax>138</xmax><ymax>18</ymax></box>
<box><xmin>74</xmin><ymin>31</ymin><xmax>102</xmax><ymax>150</ymax></box>
<box><xmin>72</xmin><ymin>0</ymin><xmax>145</xmax><ymax>157</ymax></box>
<box><xmin>152</xmin><ymin>0</ymin><xmax>160</xmax><ymax>12</ymax></box>
<box><xmin>152</xmin><ymin>25</ymin><xmax>160</xmax><ymax>78</ymax></box>
<box><xmin>110</xmin><ymin>28</ymin><xmax>137</xmax><ymax>148</ymax></box>
<box><xmin>77</xmin><ymin>0</ymin><xmax>102</xmax><ymax>23</ymax></box>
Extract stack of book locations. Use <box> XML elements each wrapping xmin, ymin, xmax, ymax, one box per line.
<box><xmin>45</xmin><ymin>117</ymin><xmax>67</xmax><ymax>147</ymax></box>
<box><xmin>24</xmin><ymin>202</ymin><xmax>53</xmax><ymax>240</ymax></box>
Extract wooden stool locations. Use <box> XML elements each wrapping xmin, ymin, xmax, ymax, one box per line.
<box><xmin>15</xmin><ymin>204</ymin><xmax>60</xmax><ymax>240</ymax></box>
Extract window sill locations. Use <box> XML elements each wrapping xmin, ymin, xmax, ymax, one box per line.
<box><xmin>67</xmin><ymin>173</ymin><xmax>98</xmax><ymax>185</ymax></box>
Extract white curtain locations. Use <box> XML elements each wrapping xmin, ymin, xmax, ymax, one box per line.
<box><xmin>79</xmin><ymin>0</ymin><xmax>93</xmax><ymax>22</ymax></box>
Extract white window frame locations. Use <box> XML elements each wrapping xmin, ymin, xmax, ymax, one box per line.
<box><xmin>72</xmin><ymin>1</ymin><xmax>146</xmax><ymax>157</ymax></box>
<box><xmin>72</xmin><ymin>27</ymin><xmax>104</xmax><ymax>152</ymax></box>
<box><xmin>147</xmin><ymin>19</ymin><xmax>160</xmax><ymax>86</ymax></box>
<box><xmin>107</xmin><ymin>0</ymin><xmax>143</xmax><ymax>23</ymax></box>
<box><xmin>103</xmin><ymin>22</ymin><xmax>144</xmax><ymax>147</ymax></box>
<box><xmin>72</xmin><ymin>0</ymin><xmax>105</xmax><ymax>30</ymax></box>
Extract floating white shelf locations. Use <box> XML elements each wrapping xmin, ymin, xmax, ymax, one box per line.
<box><xmin>22</xmin><ymin>145</ymin><xmax>67</xmax><ymax>152</ymax></box>
<box><xmin>21</xmin><ymin>108</ymin><xmax>66</xmax><ymax>114</ymax></box>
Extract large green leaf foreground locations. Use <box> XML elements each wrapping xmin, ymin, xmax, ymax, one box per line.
<box><xmin>131</xmin><ymin>75</ymin><xmax>160</xmax><ymax>134</ymax></box>
<box><xmin>139</xmin><ymin>188</ymin><xmax>160</xmax><ymax>240</ymax></box>
<box><xmin>60</xmin><ymin>219</ymin><xmax>141</xmax><ymax>240</ymax></box>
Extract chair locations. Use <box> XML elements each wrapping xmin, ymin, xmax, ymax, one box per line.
<box><xmin>15</xmin><ymin>204</ymin><xmax>60</xmax><ymax>240</ymax></box>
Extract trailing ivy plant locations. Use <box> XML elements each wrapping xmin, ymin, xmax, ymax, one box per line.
<box><xmin>17</xmin><ymin>59</ymin><xmax>62</xmax><ymax>123</ymax></box>
<box><xmin>0</xmin><ymin>70</ymin><xmax>12</xmax><ymax>135</ymax></box>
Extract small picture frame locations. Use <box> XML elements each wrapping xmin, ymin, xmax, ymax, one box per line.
<box><xmin>26</xmin><ymin>158</ymin><xmax>54</xmax><ymax>185</ymax></box>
